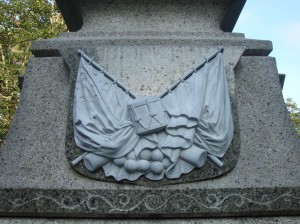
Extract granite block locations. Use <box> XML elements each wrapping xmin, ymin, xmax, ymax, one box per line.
<box><xmin>0</xmin><ymin>54</ymin><xmax>299</xmax><ymax>218</ymax></box>
<box><xmin>1</xmin><ymin>0</ymin><xmax>299</xmax><ymax>220</ymax></box>
<box><xmin>55</xmin><ymin>0</ymin><xmax>246</xmax><ymax>33</ymax></box>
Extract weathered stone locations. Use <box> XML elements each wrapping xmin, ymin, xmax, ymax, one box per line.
<box><xmin>1</xmin><ymin>217</ymin><xmax>300</xmax><ymax>224</ymax></box>
<box><xmin>0</xmin><ymin>0</ymin><xmax>299</xmax><ymax>221</ymax></box>
<box><xmin>55</xmin><ymin>0</ymin><xmax>246</xmax><ymax>33</ymax></box>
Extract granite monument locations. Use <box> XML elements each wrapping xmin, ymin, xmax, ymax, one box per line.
<box><xmin>0</xmin><ymin>0</ymin><xmax>300</xmax><ymax>223</ymax></box>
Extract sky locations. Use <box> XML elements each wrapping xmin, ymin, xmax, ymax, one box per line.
<box><xmin>233</xmin><ymin>0</ymin><xmax>300</xmax><ymax>106</ymax></box>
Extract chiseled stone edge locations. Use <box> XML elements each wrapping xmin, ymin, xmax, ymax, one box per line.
<box><xmin>1</xmin><ymin>187</ymin><xmax>299</xmax><ymax>218</ymax></box>
<box><xmin>31</xmin><ymin>38</ymin><xmax>272</xmax><ymax>58</ymax></box>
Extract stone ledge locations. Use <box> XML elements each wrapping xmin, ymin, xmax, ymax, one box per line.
<box><xmin>1</xmin><ymin>217</ymin><xmax>300</xmax><ymax>223</ymax></box>
<box><xmin>1</xmin><ymin>187</ymin><xmax>299</xmax><ymax>218</ymax></box>
<box><xmin>31</xmin><ymin>37</ymin><xmax>272</xmax><ymax>57</ymax></box>
<box><xmin>58</xmin><ymin>31</ymin><xmax>246</xmax><ymax>38</ymax></box>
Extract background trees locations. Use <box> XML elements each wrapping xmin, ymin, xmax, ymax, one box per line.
<box><xmin>0</xmin><ymin>0</ymin><xmax>67</xmax><ymax>143</ymax></box>
<box><xmin>286</xmin><ymin>98</ymin><xmax>300</xmax><ymax>137</ymax></box>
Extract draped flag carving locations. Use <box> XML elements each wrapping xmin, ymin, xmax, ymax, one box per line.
<box><xmin>71</xmin><ymin>48</ymin><xmax>234</xmax><ymax>181</ymax></box>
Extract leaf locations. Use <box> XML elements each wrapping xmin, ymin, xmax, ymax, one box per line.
<box><xmin>286</xmin><ymin>98</ymin><xmax>300</xmax><ymax>137</ymax></box>
<box><xmin>0</xmin><ymin>0</ymin><xmax>68</xmax><ymax>144</ymax></box>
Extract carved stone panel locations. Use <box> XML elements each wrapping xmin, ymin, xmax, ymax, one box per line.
<box><xmin>62</xmin><ymin>46</ymin><xmax>242</xmax><ymax>185</ymax></box>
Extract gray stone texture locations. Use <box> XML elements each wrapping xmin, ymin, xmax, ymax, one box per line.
<box><xmin>1</xmin><ymin>55</ymin><xmax>299</xmax><ymax>190</ymax></box>
<box><xmin>0</xmin><ymin>0</ymin><xmax>300</xmax><ymax>221</ymax></box>
<box><xmin>63</xmin><ymin>46</ymin><xmax>240</xmax><ymax>184</ymax></box>
<box><xmin>55</xmin><ymin>0</ymin><xmax>246</xmax><ymax>32</ymax></box>
<box><xmin>1</xmin><ymin>217</ymin><xmax>300</xmax><ymax>224</ymax></box>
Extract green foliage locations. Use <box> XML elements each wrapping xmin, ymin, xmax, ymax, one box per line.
<box><xmin>286</xmin><ymin>98</ymin><xmax>300</xmax><ymax>137</ymax></box>
<box><xmin>0</xmin><ymin>0</ymin><xmax>67</xmax><ymax>144</ymax></box>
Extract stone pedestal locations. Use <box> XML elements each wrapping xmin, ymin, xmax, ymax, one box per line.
<box><xmin>1</xmin><ymin>0</ymin><xmax>299</xmax><ymax>222</ymax></box>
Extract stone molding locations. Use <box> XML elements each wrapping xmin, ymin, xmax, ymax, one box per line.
<box><xmin>1</xmin><ymin>187</ymin><xmax>300</xmax><ymax>218</ymax></box>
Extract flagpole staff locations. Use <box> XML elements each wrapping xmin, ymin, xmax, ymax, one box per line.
<box><xmin>159</xmin><ymin>47</ymin><xmax>224</xmax><ymax>98</ymax></box>
<box><xmin>77</xmin><ymin>49</ymin><xmax>138</xmax><ymax>99</ymax></box>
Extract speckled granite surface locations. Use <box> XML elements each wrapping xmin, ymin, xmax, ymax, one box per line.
<box><xmin>0</xmin><ymin>0</ymin><xmax>300</xmax><ymax>221</ymax></box>
<box><xmin>1</xmin><ymin>217</ymin><xmax>300</xmax><ymax>224</ymax></box>
<box><xmin>1</xmin><ymin>45</ymin><xmax>299</xmax><ymax>219</ymax></box>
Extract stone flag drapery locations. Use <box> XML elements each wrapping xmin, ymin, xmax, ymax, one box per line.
<box><xmin>73</xmin><ymin>50</ymin><xmax>233</xmax><ymax>181</ymax></box>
